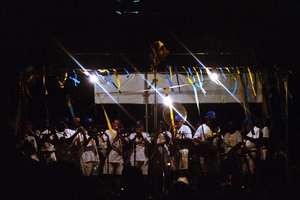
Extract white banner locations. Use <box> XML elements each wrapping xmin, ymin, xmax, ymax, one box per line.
<box><xmin>94</xmin><ymin>73</ymin><xmax>262</xmax><ymax>104</ymax></box>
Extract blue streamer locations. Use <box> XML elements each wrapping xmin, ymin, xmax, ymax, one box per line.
<box><xmin>199</xmin><ymin>68</ymin><xmax>204</xmax><ymax>84</ymax></box>
<box><xmin>232</xmin><ymin>79</ymin><xmax>238</xmax><ymax>95</ymax></box>
<box><xmin>175</xmin><ymin>66</ymin><xmax>181</xmax><ymax>94</ymax></box>
<box><xmin>197</xmin><ymin>67</ymin><xmax>206</xmax><ymax>97</ymax></box>
<box><xmin>70</xmin><ymin>69</ymin><xmax>80</xmax><ymax>86</ymax></box>
<box><xmin>220</xmin><ymin>68</ymin><xmax>227</xmax><ymax>79</ymax></box>
<box><xmin>231</xmin><ymin>67</ymin><xmax>238</xmax><ymax>95</ymax></box>
<box><xmin>107</xmin><ymin>70</ymin><xmax>118</xmax><ymax>91</ymax></box>
<box><xmin>124</xmin><ymin>68</ymin><xmax>130</xmax><ymax>78</ymax></box>
<box><xmin>245</xmin><ymin>73</ymin><xmax>250</xmax><ymax>100</ymax></box>
<box><xmin>95</xmin><ymin>70</ymin><xmax>109</xmax><ymax>84</ymax></box>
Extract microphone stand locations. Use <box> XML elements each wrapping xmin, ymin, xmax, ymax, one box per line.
<box><xmin>133</xmin><ymin>134</ymin><xmax>137</xmax><ymax>167</ymax></box>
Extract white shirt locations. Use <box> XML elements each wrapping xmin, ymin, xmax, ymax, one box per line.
<box><xmin>175</xmin><ymin>125</ymin><xmax>192</xmax><ymax>139</ymax></box>
<box><xmin>245</xmin><ymin>126</ymin><xmax>261</xmax><ymax>150</ymax></box>
<box><xmin>262</xmin><ymin>126</ymin><xmax>270</xmax><ymax>138</ymax></box>
<box><xmin>129</xmin><ymin>132</ymin><xmax>151</xmax><ymax>161</ymax></box>
<box><xmin>81</xmin><ymin>132</ymin><xmax>100</xmax><ymax>163</ymax></box>
<box><xmin>104</xmin><ymin>129</ymin><xmax>124</xmax><ymax>163</ymax></box>
<box><xmin>157</xmin><ymin>131</ymin><xmax>172</xmax><ymax>144</ymax></box>
<box><xmin>193</xmin><ymin>124</ymin><xmax>220</xmax><ymax>147</ymax></box>
<box><xmin>223</xmin><ymin>130</ymin><xmax>242</xmax><ymax>153</ymax></box>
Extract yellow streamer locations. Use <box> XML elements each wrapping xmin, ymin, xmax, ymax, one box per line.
<box><xmin>79</xmin><ymin>69</ymin><xmax>89</xmax><ymax>76</ymax></box>
<box><xmin>98</xmin><ymin>69</ymin><xmax>109</xmax><ymax>73</ymax></box>
<box><xmin>164</xmin><ymin>89</ymin><xmax>175</xmax><ymax>133</ymax></box>
<box><xmin>169</xmin><ymin>66</ymin><xmax>173</xmax><ymax>82</ymax></box>
<box><xmin>113</xmin><ymin>69</ymin><xmax>121</xmax><ymax>92</ymax></box>
<box><xmin>42</xmin><ymin>67</ymin><xmax>48</xmax><ymax>95</ymax></box>
<box><xmin>247</xmin><ymin>67</ymin><xmax>257</xmax><ymax>96</ymax></box>
<box><xmin>193</xmin><ymin>67</ymin><xmax>206</xmax><ymax>94</ymax></box>
<box><xmin>58</xmin><ymin>72</ymin><xmax>68</xmax><ymax>88</ymax></box>
<box><xmin>182</xmin><ymin>66</ymin><xmax>194</xmax><ymax>85</ymax></box>
<box><xmin>97</xmin><ymin>94</ymin><xmax>115</xmax><ymax>137</ymax></box>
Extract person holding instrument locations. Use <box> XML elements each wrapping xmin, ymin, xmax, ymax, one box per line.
<box><xmin>169</xmin><ymin>114</ymin><xmax>192</xmax><ymax>183</ymax></box>
<box><xmin>193</xmin><ymin>111</ymin><xmax>221</xmax><ymax>175</ymax></box>
<box><xmin>128</xmin><ymin>120</ymin><xmax>151</xmax><ymax>175</ymax></box>
<box><xmin>103</xmin><ymin>119</ymin><xmax>126</xmax><ymax>175</ymax></box>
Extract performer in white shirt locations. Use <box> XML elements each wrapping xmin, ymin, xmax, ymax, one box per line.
<box><xmin>193</xmin><ymin>111</ymin><xmax>221</xmax><ymax>174</ymax></box>
<box><xmin>170</xmin><ymin>114</ymin><xmax>192</xmax><ymax>181</ymax></box>
<box><xmin>128</xmin><ymin>120</ymin><xmax>151</xmax><ymax>175</ymax></box>
<box><xmin>103</xmin><ymin>119</ymin><xmax>126</xmax><ymax>175</ymax></box>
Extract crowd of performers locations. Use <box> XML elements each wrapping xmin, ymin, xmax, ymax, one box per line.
<box><xmin>18</xmin><ymin>111</ymin><xmax>271</xmax><ymax>193</ymax></box>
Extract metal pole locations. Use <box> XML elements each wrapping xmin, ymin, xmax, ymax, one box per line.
<box><xmin>154</xmin><ymin>69</ymin><xmax>158</xmax><ymax>132</ymax></box>
<box><xmin>144</xmin><ymin>72</ymin><xmax>149</xmax><ymax>133</ymax></box>
<box><xmin>284</xmin><ymin>75</ymin><xmax>289</xmax><ymax>178</ymax></box>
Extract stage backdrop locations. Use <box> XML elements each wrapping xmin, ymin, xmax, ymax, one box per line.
<box><xmin>94</xmin><ymin>73</ymin><xmax>262</xmax><ymax>104</ymax></box>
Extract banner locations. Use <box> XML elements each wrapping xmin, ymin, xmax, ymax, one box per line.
<box><xmin>94</xmin><ymin>73</ymin><xmax>262</xmax><ymax>104</ymax></box>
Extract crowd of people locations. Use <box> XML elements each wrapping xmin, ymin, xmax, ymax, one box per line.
<box><xmin>3</xmin><ymin>110</ymin><xmax>294</xmax><ymax>200</ymax></box>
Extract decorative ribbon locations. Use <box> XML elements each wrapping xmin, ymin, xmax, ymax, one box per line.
<box><xmin>175</xmin><ymin>66</ymin><xmax>181</xmax><ymax>94</ymax></box>
<box><xmin>182</xmin><ymin>66</ymin><xmax>201</xmax><ymax>117</ymax></box>
<box><xmin>169</xmin><ymin>65</ymin><xmax>173</xmax><ymax>83</ymax></box>
<box><xmin>70</xmin><ymin>69</ymin><xmax>80</xmax><ymax>86</ymax></box>
<box><xmin>124</xmin><ymin>68</ymin><xmax>130</xmax><ymax>78</ymax></box>
<box><xmin>165</xmin><ymin>66</ymin><xmax>174</xmax><ymax>95</ymax></box>
<box><xmin>102</xmin><ymin>69</ymin><xmax>118</xmax><ymax>91</ymax></box>
<box><xmin>113</xmin><ymin>68</ymin><xmax>121</xmax><ymax>93</ymax></box>
<box><xmin>194</xmin><ymin>67</ymin><xmax>206</xmax><ymax>96</ymax></box>
<box><xmin>247</xmin><ymin>67</ymin><xmax>257</xmax><ymax>97</ymax></box>
<box><xmin>97</xmin><ymin>94</ymin><xmax>115</xmax><ymax>139</ymax></box>
<box><xmin>244</xmin><ymin>69</ymin><xmax>250</xmax><ymax>100</ymax></box>
<box><xmin>220</xmin><ymin>68</ymin><xmax>227</xmax><ymax>79</ymax></box>
<box><xmin>57</xmin><ymin>70</ymin><xmax>68</xmax><ymax>88</ymax></box>
<box><xmin>80</xmin><ymin>69</ymin><xmax>89</xmax><ymax>76</ymax></box>
<box><xmin>95</xmin><ymin>70</ymin><xmax>109</xmax><ymax>84</ymax></box>
<box><xmin>164</xmin><ymin>89</ymin><xmax>175</xmax><ymax>133</ymax></box>
<box><xmin>231</xmin><ymin>67</ymin><xmax>238</xmax><ymax>95</ymax></box>
<box><xmin>42</xmin><ymin>66</ymin><xmax>48</xmax><ymax>95</ymax></box>
<box><xmin>66</xmin><ymin>95</ymin><xmax>76</xmax><ymax>123</ymax></box>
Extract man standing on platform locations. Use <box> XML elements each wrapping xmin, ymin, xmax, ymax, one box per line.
<box><xmin>128</xmin><ymin>120</ymin><xmax>151</xmax><ymax>175</ymax></box>
<box><xmin>170</xmin><ymin>114</ymin><xmax>192</xmax><ymax>182</ymax></box>
<box><xmin>103</xmin><ymin>119</ymin><xmax>126</xmax><ymax>175</ymax></box>
<box><xmin>193</xmin><ymin>111</ymin><xmax>221</xmax><ymax>175</ymax></box>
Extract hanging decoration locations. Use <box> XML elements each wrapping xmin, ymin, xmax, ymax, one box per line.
<box><xmin>164</xmin><ymin>88</ymin><xmax>176</xmax><ymax>134</ymax></box>
<box><xmin>95</xmin><ymin>70</ymin><xmax>109</xmax><ymax>84</ymax></box>
<box><xmin>124</xmin><ymin>68</ymin><xmax>130</xmax><ymax>78</ymax></box>
<box><xmin>230</xmin><ymin>67</ymin><xmax>238</xmax><ymax>95</ymax></box>
<box><xmin>66</xmin><ymin>95</ymin><xmax>76</xmax><ymax>123</ymax></box>
<box><xmin>165</xmin><ymin>66</ymin><xmax>174</xmax><ymax>95</ymax></box>
<box><xmin>113</xmin><ymin>69</ymin><xmax>121</xmax><ymax>93</ymax></box>
<box><xmin>193</xmin><ymin>67</ymin><xmax>206</xmax><ymax>96</ymax></box>
<box><xmin>102</xmin><ymin>69</ymin><xmax>119</xmax><ymax>91</ymax></box>
<box><xmin>97</xmin><ymin>94</ymin><xmax>115</xmax><ymax>143</ymax></box>
<box><xmin>57</xmin><ymin>69</ymin><xmax>68</xmax><ymax>88</ymax></box>
<box><xmin>247</xmin><ymin>67</ymin><xmax>257</xmax><ymax>97</ymax></box>
<box><xmin>219</xmin><ymin>68</ymin><xmax>227</xmax><ymax>79</ymax></box>
<box><xmin>175</xmin><ymin>66</ymin><xmax>181</xmax><ymax>94</ymax></box>
<box><xmin>42</xmin><ymin>66</ymin><xmax>48</xmax><ymax>95</ymax></box>
<box><xmin>182</xmin><ymin>66</ymin><xmax>201</xmax><ymax>117</ymax></box>
<box><xmin>69</xmin><ymin>69</ymin><xmax>80</xmax><ymax>86</ymax></box>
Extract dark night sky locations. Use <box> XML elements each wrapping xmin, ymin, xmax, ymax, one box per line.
<box><xmin>2</xmin><ymin>0</ymin><xmax>299</xmax><ymax>68</ymax></box>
